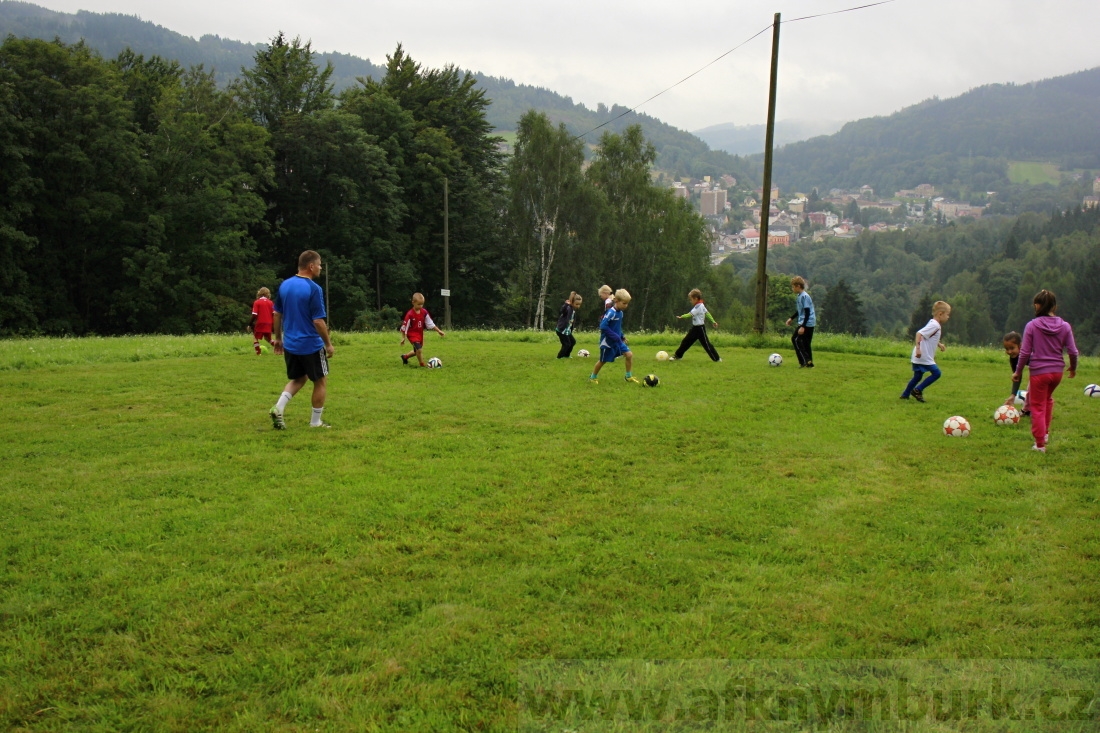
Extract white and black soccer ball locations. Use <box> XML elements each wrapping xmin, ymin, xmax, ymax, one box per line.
<box><xmin>1014</xmin><ymin>390</ymin><xmax>1028</xmax><ymax>408</ymax></box>
<box><xmin>1085</xmin><ymin>383</ymin><xmax>1100</xmax><ymax>398</ymax></box>
<box><xmin>427</xmin><ymin>356</ymin><xmax>442</xmax><ymax>369</ymax></box>
<box><xmin>943</xmin><ymin>415</ymin><xmax>971</xmax><ymax>437</ymax></box>
<box><xmin>577</xmin><ymin>349</ymin><xmax>590</xmax><ymax>358</ymax></box>
<box><xmin>993</xmin><ymin>405</ymin><xmax>1020</xmax><ymax>426</ymax></box>
<box><xmin>768</xmin><ymin>353</ymin><xmax>783</xmax><ymax>367</ymax></box>
<box><xmin>656</xmin><ymin>350</ymin><xmax>669</xmax><ymax>361</ymax></box>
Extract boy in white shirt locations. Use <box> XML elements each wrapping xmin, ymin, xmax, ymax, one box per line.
<box><xmin>671</xmin><ymin>289</ymin><xmax>721</xmax><ymax>362</ymax></box>
<box><xmin>901</xmin><ymin>300</ymin><xmax>951</xmax><ymax>402</ymax></box>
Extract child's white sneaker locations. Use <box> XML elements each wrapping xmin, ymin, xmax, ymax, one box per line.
<box><xmin>1031</xmin><ymin>444</ymin><xmax>1046</xmax><ymax>453</ymax></box>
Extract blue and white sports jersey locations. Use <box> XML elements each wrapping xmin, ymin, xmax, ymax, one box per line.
<box><xmin>600</xmin><ymin>307</ymin><xmax>624</xmax><ymax>347</ymax></box>
<box><xmin>796</xmin><ymin>291</ymin><xmax>816</xmax><ymax>328</ymax></box>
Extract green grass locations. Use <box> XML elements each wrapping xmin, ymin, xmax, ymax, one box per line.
<box><xmin>1</xmin><ymin>332</ymin><xmax>1098</xmax><ymax>730</ymax></box>
<box><xmin>1007</xmin><ymin>161</ymin><xmax>1063</xmax><ymax>186</ymax></box>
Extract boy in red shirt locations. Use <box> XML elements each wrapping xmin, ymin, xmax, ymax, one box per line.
<box><xmin>400</xmin><ymin>292</ymin><xmax>445</xmax><ymax>366</ymax></box>
<box><xmin>249</xmin><ymin>287</ymin><xmax>275</xmax><ymax>355</ymax></box>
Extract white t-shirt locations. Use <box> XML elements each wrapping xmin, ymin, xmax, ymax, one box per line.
<box><xmin>912</xmin><ymin>318</ymin><xmax>942</xmax><ymax>365</ymax></box>
<box><xmin>689</xmin><ymin>302</ymin><xmax>709</xmax><ymax>326</ymax></box>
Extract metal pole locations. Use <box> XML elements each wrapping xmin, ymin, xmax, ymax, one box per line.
<box><xmin>443</xmin><ymin>177</ymin><xmax>451</xmax><ymax>330</ymax></box>
<box><xmin>753</xmin><ymin>12</ymin><xmax>781</xmax><ymax>334</ymax></box>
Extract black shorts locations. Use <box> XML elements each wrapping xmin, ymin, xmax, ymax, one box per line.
<box><xmin>284</xmin><ymin>349</ymin><xmax>330</xmax><ymax>382</ymax></box>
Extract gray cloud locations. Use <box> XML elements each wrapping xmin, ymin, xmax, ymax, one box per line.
<box><xmin>33</xmin><ymin>0</ymin><xmax>1100</xmax><ymax>130</ymax></box>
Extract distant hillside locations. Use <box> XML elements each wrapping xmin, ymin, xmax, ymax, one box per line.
<box><xmin>748</xmin><ymin>67</ymin><xmax>1100</xmax><ymax>197</ymax></box>
<box><xmin>0</xmin><ymin>0</ymin><xmax>747</xmax><ymax>180</ymax></box>
<box><xmin>694</xmin><ymin>119</ymin><xmax>845</xmax><ymax>156</ymax></box>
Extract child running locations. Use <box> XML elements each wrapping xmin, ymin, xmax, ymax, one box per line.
<box><xmin>249</xmin><ymin>287</ymin><xmax>275</xmax><ymax>355</ymax></box>
<box><xmin>784</xmin><ymin>276</ymin><xmax>816</xmax><ymax>368</ymax></box>
<box><xmin>1011</xmin><ymin>289</ymin><xmax>1078</xmax><ymax>453</ymax></box>
<box><xmin>555</xmin><ymin>292</ymin><xmax>583</xmax><ymax>358</ymax></box>
<box><xmin>1001</xmin><ymin>331</ymin><xmax>1031</xmax><ymax>416</ymax></box>
<box><xmin>598</xmin><ymin>285</ymin><xmax>614</xmax><ymax>312</ymax></box>
<box><xmin>589</xmin><ymin>289</ymin><xmax>638</xmax><ymax>384</ymax></box>
<box><xmin>671</xmin><ymin>288</ymin><xmax>720</xmax><ymax>361</ymax></box>
<box><xmin>400</xmin><ymin>292</ymin><xmax>445</xmax><ymax>367</ymax></box>
<box><xmin>900</xmin><ymin>300</ymin><xmax>950</xmax><ymax>402</ymax></box>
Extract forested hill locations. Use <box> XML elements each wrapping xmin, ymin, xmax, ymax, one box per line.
<box><xmin>0</xmin><ymin>0</ymin><xmax>744</xmax><ymax>179</ymax></box>
<box><xmin>752</xmin><ymin>67</ymin><xmax>1100</xmax><ymax>196</ymax></box>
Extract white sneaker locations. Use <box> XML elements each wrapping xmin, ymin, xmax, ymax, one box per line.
<box><xmin>1031</xmin><ymin>444</ymin><xmax>1046</xmax><ymax>453</ymax></box>
<box><xmin>309</xmin><ymin>422</ymin><xmax>332</xmax><ymax>429</ymax></box>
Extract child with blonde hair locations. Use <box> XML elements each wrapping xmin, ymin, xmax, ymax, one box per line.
<box><xmin>598</xmin><ymin>285</ymin><xmax>614</xmax><ymax>312</ymax></box>
<box><xmin>555</xmin><ymin>292</ymin><xmax>583</xmax><ymax>358</ymax></box>
<box><xmin>400</xmin><ymin>292</ymin><xmax>445</xmax><ymax>367</ymax></box>
<box><xmin>590</xmin><ymin>289</ymin><xmax>638</xmax><ymax>384</ymax></box>
<box><xmin>901</xmin><ymin>300</ymin><xmax>950</xmax><ymax>402</ymax></box>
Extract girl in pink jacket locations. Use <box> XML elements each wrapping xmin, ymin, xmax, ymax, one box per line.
<box><xmin>1012</xmin><ymin>289</ymin><xmax>1078</xmax><ymax>452</ymax></box>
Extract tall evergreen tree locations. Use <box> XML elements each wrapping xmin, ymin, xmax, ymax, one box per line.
<box><xmin>908</xmin><ymin>292</ymin><xmax>935</xmax><ymax>339</ymax></box>
<box><xmin>819</xmin><ymin>279</ymin><xmax>867</xmax><ymax>335</ymax></box>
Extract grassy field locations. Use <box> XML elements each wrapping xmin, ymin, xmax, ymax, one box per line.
<box><xmin>1</xmin><ymin>331</ymin><xmax>1098</xmax><ymax>730</ymax></box>
<box><xmin>1007</xmin><ymin>161</ymin><xmax>1063</xmax><ymax>187</ymax></box>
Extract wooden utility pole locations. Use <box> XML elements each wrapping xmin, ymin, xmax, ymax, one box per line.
<box><xmin>443</xmin><ymin>177</ymin><xmax>452</xmax><ymax>330</ymax></box>
<box><xmin>753</xmin><ymin>12</ymin><xmax>782</xmax><ymax>334</ymax></box>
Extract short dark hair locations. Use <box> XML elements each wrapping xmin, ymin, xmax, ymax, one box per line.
<box><xmin>1033</xmin><ymin>289</ymin><xmax>1057</xmax><ymax>317</ymax></box>
<box><xmin>1003</xmin><ymin>331</ymin><xmax>1021</xmax><ymax>345</ymax></box>
<box><xmin>298</xmin><ymin>250</ymin><xmax>320</xmax><ymax>270</ymax></box>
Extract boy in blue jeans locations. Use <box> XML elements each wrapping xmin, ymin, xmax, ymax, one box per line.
<box><xmin>901</xmin><ymin>300</ymin><xmax>950</xmax><ymax>402</ymax></box>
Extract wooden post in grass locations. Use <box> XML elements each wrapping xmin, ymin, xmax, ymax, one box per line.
<box><xmin>443</xmin><ymin>177</ymin><xmax>452</xmax><ymax>331</ymax></box>
<box><xmin>753</xmin><ymin>12</ymin><xmax>781</xmax><ymax>334</ymax></box>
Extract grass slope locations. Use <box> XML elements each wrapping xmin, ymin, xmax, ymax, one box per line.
<box><xmin>1</xmin><ymin>333</ymin><xmax>1098</xmax><ymax>730</ymax></box>
<box><xmin>1008</xmin><ymin>161</ymin><xmax>1063</xmax><ymax>187</ymax></box>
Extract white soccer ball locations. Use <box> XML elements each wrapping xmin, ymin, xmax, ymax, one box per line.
<box><xmin>943</xmin><ymin>416</ymin><xmax>971</xmax><ymax>437</ymax></box>
<box><xmin>1014</xmin><ymin>390</ymin><xmax>1027</xmax><ymax>408</ymax></box>
<box><xmin>993</xmin><ymin>405</ymin><xmax>1021</xmax><ymax>426</ymax></box>
<box><xmin>577</xmin><ymin>349</ymin><xmax>590</xmax><ymax>358</ymax></box>
<box><xmin>656</xmin><ymin>350</ymin><xmax>669</xmax><ymax>361</ymax></box>
<box><xmin>768</xmin><ymin>353</ymin><xmax>783</xmax><ymax>367</ymax></box>
<box><xmin>1085</xmin><ymin>383</ymin><xmax>1100</xmax><ymax>398</ymax></box>
<box><xmin>427</xmin><ymin>356</ymin><xmax>442</xmax><ymax>369</ymax></box>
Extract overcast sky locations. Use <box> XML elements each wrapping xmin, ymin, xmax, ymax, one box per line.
<box><xmin>29</xmin><ymin>0</ymin><xmax>1100</xmax><ymax>132</ymax></box>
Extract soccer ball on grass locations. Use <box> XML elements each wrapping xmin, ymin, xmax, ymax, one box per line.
<box><xmin>656</xmin><ymin>351</ymin><xmax>669</xmax><ymax>361</ymax></box>
<box><xmin>993</xmin><ymin>405</ymin><xmax>1020</xmax><ymax>426</ymax></box>
<box><xmin>1085</xmin><ymin>383</ymin><xmax>1100</xmax><ymax>398</ymax></box>
<box><xmin>577</xmin><ymin>349</ymin><xmax>590</xmax><ymax>358</ymax></box>
<box><xmin>427</xmin><ymin>357</ymin><xmax>442</xmax><ymax>368</ymax></box>
<box><xmin>768</xmin><ymin>353</ymin><xmax>783</xmax><ymax>367</ymax></box>
<box><xmin>943</xmin><ymin>416</ymin><xmax>971</xmax><ymax>437</ymax></box>
<box><xmin>643</xmin><ymin>374</ymin><xmax>660</xmax><ymax>387</ymax></box>
<box><xmin>1014</xmin><ymin>390</ymin><xmax>1028</xmax><ymax>409</ymax></box>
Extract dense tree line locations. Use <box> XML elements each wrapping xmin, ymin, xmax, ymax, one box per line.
<box><xmin>725</xmin><ymin>205</ymin><xmax>1100</xmax><ymax>354</ymax></box>
<box><xmin>0</xmin><ymin>36</ymin><xmax>714</xmax><ymax>336</ymax></box>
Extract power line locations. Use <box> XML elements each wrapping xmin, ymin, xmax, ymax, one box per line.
<box><xmin>573</xmin><ymin>0</ymin><xmax>902</xmax><ymax>142</ymax></box>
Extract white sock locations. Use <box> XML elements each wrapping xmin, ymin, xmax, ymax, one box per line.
<box><xmin>275</xmin><ymin>391</ymin><xmax>292</xmax><ymax>413</ymax></box>
<box><xmin>311</xmin><ymin>407</ymin><xmax>324</xmax><ymax>426</ymax></box>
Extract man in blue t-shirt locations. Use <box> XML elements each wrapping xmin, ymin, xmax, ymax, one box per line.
<box><xmin>269</xmin><ymin>250</ymin><xmax>335</xmax><ymax>429</ymax></box>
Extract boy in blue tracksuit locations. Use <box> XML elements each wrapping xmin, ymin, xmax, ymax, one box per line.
<box><xmin>785</xmin><ymin>276</ymin><xmax>816</xmax><ymax>368</ymax></box>
<box><xmin>589</xmin><ymin>289</ymin><xmax>638</xmax><ymax>384</ymax></box>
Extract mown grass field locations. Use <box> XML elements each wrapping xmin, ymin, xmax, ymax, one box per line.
<box><xmin>1</xmin><ymin>331</ymin><xmax>1098</xmax><ymax>731</ymax></box>
<box><xmin>1007</xmin><ymin>161</ymin><xmax>1063</xmax><ymax>187</ymax></box>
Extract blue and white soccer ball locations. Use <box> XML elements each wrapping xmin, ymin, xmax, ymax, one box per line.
<box><xmin>768</xmin><ymin>353</ymin><xmax>783</xmax><ymax>367</ymax></box>
<box><xmin>427</xmin><ymin>356</ymin><xmax>442</xmax><ymax>369</ymax></box>
<box><xmin>1085</xmin><ymin>384</ymin><xmax>1100</xmax><ymax>398</ymax></box>
<box><xmin>1014</xmin><ymin>390</ymin><xmax>1028</xmax><ymax>408</ymax></box>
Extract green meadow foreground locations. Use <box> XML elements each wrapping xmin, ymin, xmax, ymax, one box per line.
<box><xmin>1</xmin><ymin>332</ymin><xmax>1098</xmax><ymax>731</ymax></box>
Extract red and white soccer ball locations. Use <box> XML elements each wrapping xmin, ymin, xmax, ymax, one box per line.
<box><xmin>577</xmin><ymin>349</ymin><xmax>590</xmax><ymax>358</ymax></box>
<box><xmin>993</xmin><ymin>405</ymin><xmax>1021</xmax><ymax>426</ymax></box>
<box><xmin>1085</xmin><ymin>383</ymin><xmax>1100</xmax><ymax>398</ymax></box>
<box><xmin>943</xmin><ymin>416</ymin><xmax>971</xmax><ymax>437</ymax></box>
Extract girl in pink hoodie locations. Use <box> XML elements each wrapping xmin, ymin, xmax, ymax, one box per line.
<box><xmin>1012</xmin><ymin>289</ymin><xmax>1078</xmax><ymax>452</ymax></box>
